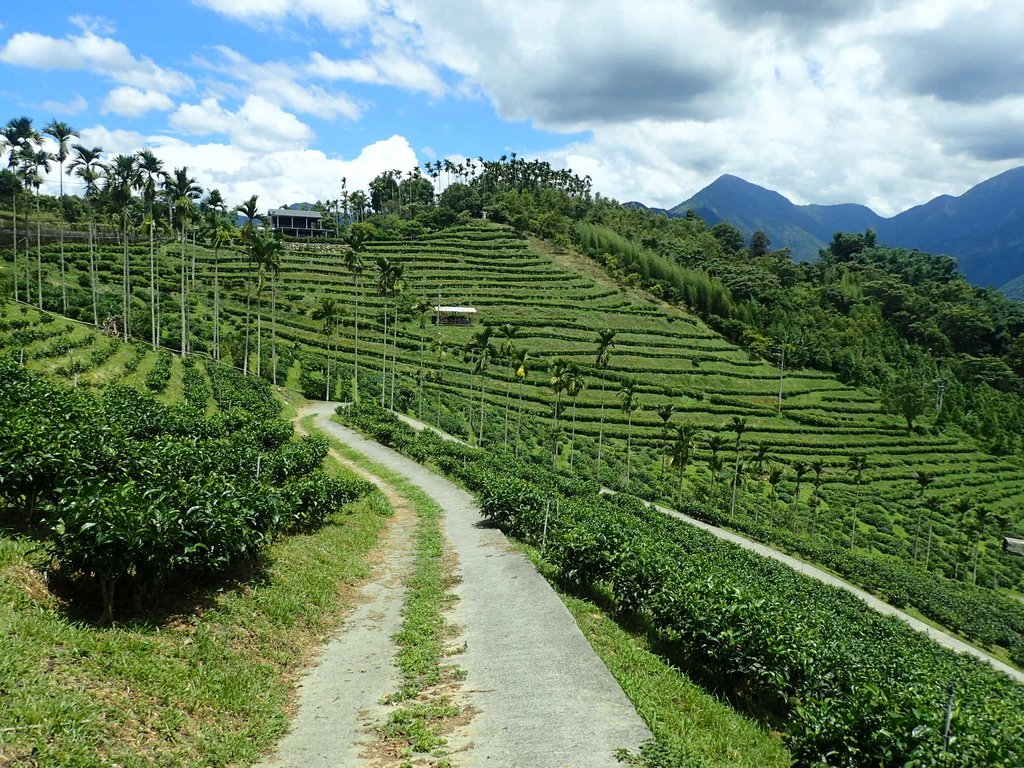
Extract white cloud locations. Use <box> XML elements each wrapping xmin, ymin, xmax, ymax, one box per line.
<box><xmin>0</xmin><ymin>28</ymin><xmax>193</xmax><ymax>94</ymax></box>
<box><xmin>306</xmin><ymin>50</ymin><xmax>445</xmax><ymax>96</ymax></box>
<box><xmin>171</xmin><ymin>95</ymin><xmax>314</xmax><ymax>153</ymax></box>
<box><xmin>199</xmin><ymin>46</ymin><xmax>362</xmax><ymax>120</ymax></box>
<box><xmin>170</xmin><ymin>97</ymin><xmax>234</xmax><ymax>135</ymax></box>
<box><xmin>103</xmin><ymin>86</ymin><xmax>174</xmax><ymax>117</ymax></box>
<box><xmin>391</xmin><ymin>0</ymin><xmax>1024</xmax><ymax>215</ymax></box>
<box><xmin>192</xmin><ymin>0</ymin><xmax>373</xmax><ymax>30</ymax></box>
<box><xmin>41</xmin><ymin>93</ymin><xmax>88</xmax><ymax>115</ymax></box>
<box><xmin>59</xmin><ymin>125</ymin><xmax>416</xmax><ymax>209</ymax></box>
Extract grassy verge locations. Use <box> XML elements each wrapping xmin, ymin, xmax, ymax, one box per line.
<box><xmin>0</xmin><ymin>454</ymin><xmax>388</xmax><ymax>768</ymax></box>
<box><xmin>512</xmin><ymin>543</ymin><xmax>792</xmax><ymax>768</ymax></box>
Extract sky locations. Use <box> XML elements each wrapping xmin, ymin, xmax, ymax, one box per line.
<box><xmin>1</xmin><ymin>0</ymin><xmax>1023</xmax><ymax>217</ymax></box>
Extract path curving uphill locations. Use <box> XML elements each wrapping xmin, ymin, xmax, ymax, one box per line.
<box><xmin>303</xmin><ymin>403</ymin><xmax>651</xmax><ymax>767</ymax></box>
<box><xmin>605</xmin><ymin>491</ymin><xmax>1024</xmax><ymax>685</ymax></box>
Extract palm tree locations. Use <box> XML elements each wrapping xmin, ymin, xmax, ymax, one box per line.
<box><xmin>344</xmin><ymin>230</ymin><xmax>366</xmax><ymax>399</ymax></box>
<box><xmin>21</xmin><ymin>145</ymin><xmax>51</xmax><ymax>311</ymax></box>
<box><xmin>374</xmin><ymin>257</ymin><xmax>402</xmax><ymax>407</ymax></box>
<box><xmin>547</xmin><ymin>358</ymin><xmax>572</xmax><ymax>464</ymax></box>
<box><xmin>949</xmin><ymin>497</ymin><xmax>975</xmax><ymax>581</ymax></box>
<box><xmin>809</xmin><ymin>459</ymin><xmax>826</xmax><ymax>537</ymax></box>
<box><xmin>766</xmin><ymin>464</ymin><xmax>784</xmax><ymax>527</ymax></box>
<box><xmin>593</xmin><ymin>329</ymin><xmax>617</xmax><ymax>481</ymax></box>
<box><xmin>512</xmin><ymin>347</ymin><xmax>530</xmax><ymax>456</ymax></box>
<box><xmin>202</xmin><ymin>189</ymin><xmax>229</xmax><ymax>360</ymax></box>
<box><xmin>847</xmin><ymin>454</ymin><xmax>868</xmax><ymax>548</ymax></box>
<box><xmin>249</xmin><ymin>231</ymin><xmax>284</xmax><ymax>380</ymax></box>
<box><xmin>412</xmin><ymin>298</ymin><xmax>433</xmax><ymax>415</ymax></box>
<box><xmin>4</xmin><ymin>117</ymin><xmax>42</xmax><ymax>304</ymax></box>
<box><xmin>135</xmin><ymin>150</ymin><xmax>165</xmax><ymax>348</ymax></box>
<box><xmin>669</xmin><ymin>422</ymin><xmax>702</xmax><ymax>510</ymax></box>
<box><xmin>657</xmin><ymin>402</ymin><xmax>675</xmax><ymax>477</ymax></box>
<box><xmin>465</xmin><ymin>326</ymin><xmax>496</xmax><ymax>444</ymax></box>
<box><xmin>3</xmin><ymin>118</ymin><xmax>33</xmax><ymax>303</ymax></box>
<box><xmin>618</xmin><ymin>379</ymin><xmax>639</xmax><ymax>489</ymax></box>
<box><xmin>44</xmin><ymin>120</ymin><xmax>78</xmax><ymax>314</ymax></box>
<box><xmin>751</xmin><ymin>443</ymin><xmax>771</xmax><ymax>478</ymax></box>
<box><xmin>496</xmin><ymin>323</ymin><xmax>521</xmax><ymax>446</ymax></box>
<box><xmin>67</xmin><ymin>143</ymin><xmax>104</xmax><ymax>325</ymax></box>
<box><xmin>105</xmin><ymin>153</ymin><xmax>140</xmax><ymax>340</ymax></box>
<box><xmin>235</xmin><ymin>195</ymin><xmax>261</xmax><ymax>373</ymax></box>
<box><xmin>565</xmin><ymin>364</ymin><xmax>587</xmax><ymax>467</ymax></box>
<box><xmin>791</xmin><ymin>460</ymin><xmax>808</xmax><ymax>530</ymax></box>
<box><xmin>163</xmin><ymin>167</ymin><xmax>202</xmax><ymax>356</ymax></box>
<box><xmin>912</xmin><ymin>470</ymin><xmax>934</xmax><ymax>566</ymax></box>
<box><xmin>311</xmin><ymin>297</ymin><xmax>343</xmax><ymax>400</ymax></box>
<box><xmin>430</xmin><ymin>335</ymin><xmax>450</xmax><ymax>423</ymax></box>
<box><xmin>922</xmin><ymin>496</ymin><xmax>941</xmax><ymax>571</ymax></box>
<box><xmin>728</xmin><ymin>416</ymin><xmax>747</xmax><ymax>515</ymax></box>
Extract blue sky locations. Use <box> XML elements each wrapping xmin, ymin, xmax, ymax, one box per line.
<box><xmin>2</xmin><ymin>1</ymin><xmax>1024</xmax><ymax>216</ymax></box>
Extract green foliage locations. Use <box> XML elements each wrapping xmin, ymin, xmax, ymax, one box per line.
<box><xmin>338</xmin><ymin>404</ymin><xmax>1024</xmax><ymax>767</ymax></box>
<box><xmin>0</xmin><ymin>359</ymin><xmax>371</xmax><ymax>620</ymax></box>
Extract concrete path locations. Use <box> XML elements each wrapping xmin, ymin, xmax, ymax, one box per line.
<box><xmin>600</xmin><ymin>488</ymin><xmax>1024</xmax><ymax>684</ymax></box>
<box><xmin>305</xmin><ymin>403</ymin><xmax>651</xmax><ymax>767</ymax></box>
<box><xmin>255</xmin><ymin>475</ymin><xmax>417</xmax><ymax>767</ymax></box>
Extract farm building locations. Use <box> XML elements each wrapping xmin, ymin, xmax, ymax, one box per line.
<box><xmin>1005</xmin><ymin>537</ymin><xmax>1024</xmax><ymax>557</ymax></box>
<box><xmin>434</xmin><ymin>306</ymin><xmax>477</xmax><ymax>326</ymax></box>
<box><xmin>268</xmin><ymin>208</ymin><xmax>324</xmax><ymax>238</ymax></box>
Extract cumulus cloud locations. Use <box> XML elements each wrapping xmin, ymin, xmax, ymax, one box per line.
<box><xmin>390</xmin><ymin>0</ymin><xmax>1024</xmax><ymax>215</ymax></box>
<box><xmin>170</xmin><ymin>95</ymin><xmax>315</xmax><ymax>153</ymax></box>
<box><xmin>68</xmin><ymin>125</ymin><xmax>417</xmax><ymax>207</ymax></box>
<box><xmin>0</xmin><ymin>28</ymin><xmax>193</xmax><ymax>94</ymax></box>
<box><xmin>103</xmin><ymin>86</ymin><xmax>174</xmax><ymax>117</ymax></box>
<box><xmin>192</xmin><ymin>0</ymin><xmax>373</xmax><ymax>30</ymax></box>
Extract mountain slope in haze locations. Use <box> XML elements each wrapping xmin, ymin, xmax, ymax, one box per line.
<box><xmin>877</xmin><ymin>167</ymin><xmax>1024</xmax><ymax>290</ymax></box>
<box><xmin>671</xmin><ymin>175</ymin><xmax>881</xmax><ymax>262</ymax></box>
<box><xmin>669</xmin><ymin>170</ymin><xmax>1024</xmax><ymax>290</ymax></box>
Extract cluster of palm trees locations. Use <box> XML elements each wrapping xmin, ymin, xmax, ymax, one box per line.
<box><xmin>2</xmin><ymin>115</ymin><xmax>297</xmax><ymax>377</ymax></box>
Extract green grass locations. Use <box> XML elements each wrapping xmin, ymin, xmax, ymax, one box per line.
<box><xmin>0</xmin><ymin>455</ymin><xmax>388</xmax><ymax>767</ymax></box>
<box><xmin>302</xmin><ymin>417</ymin><xmax>464</xmax><ymax>763</ymax></box>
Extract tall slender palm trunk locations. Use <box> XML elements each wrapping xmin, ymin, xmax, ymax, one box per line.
<box><xmin>213</xmin><ymin>248</ymin><xmax>220</xmax><ymax>360</ymax></box>
<box><xmin>353</xmin><ymin>275</ymin><xmax>360</xmax><ymax>400</ymax></box>
<box><xmin>180</xmin><ymin>225</ymin><xmax>188</xmax><ymax>357</ymax></box>
<box><xmin>516</xmin><ymin>381</ymin><xmax>524</xmax><ymax>457</ymax></box>
<box><xmin>596</xmin><ymin>381</ymin><xmax>606</xmax><ymax>481</ymax></box>
<box><xmin>390</xmin><ymin>304</ymin><xmax>398</xmax><ymax>410</ymax></box>
<box><xmin>625</xmin><ymin>413</ymin><xmax>633</xmax><ymax>488</ymax></box>
<box><xmin>122</xmin><ymin>218</ymin><xmax>131</xmax><ymax>341</ymax></box>
<box><xmin>271</xmin><ymin>272</ymin><xmax>278</xmax><ymax>384</ymax></box>
<box><xmin>381</xmin><ymin>302</ymin><xmax>388</xmax><ymax>408</ymax></box>
<box><xmin>149</xmin><ymin>219</ymin><xmax>158</xmax><ymax>348</ymax></box>
<box><xmin>35</xmin><ymin>193</ymin><xmax>43</xmax><ymax>310</ymax></box>
<box><xmin>12</xmin><ymin>192</ymin><xmax>19</xmax><ymax>303</ymax></box>
<box><xmin>88</xmin><ymin>209</ymin><xmax>98</xmax><ymax>326</ymax></box>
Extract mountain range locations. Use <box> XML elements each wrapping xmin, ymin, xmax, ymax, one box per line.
<box><xmin>639</xmin><ymin>168</ymin><xmax>1024</xmax><ymax>296</ymax></box>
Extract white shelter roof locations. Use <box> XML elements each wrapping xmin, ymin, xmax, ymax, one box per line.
<box><xmin>434</xmin><ymin>306</ymin><xmax>477</xmax><ymax>314</ymax></box>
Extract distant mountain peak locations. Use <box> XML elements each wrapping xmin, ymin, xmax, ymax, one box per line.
<box><xmin>655</xmin><ymin>168</ymin><xmax>1024</xmax><ymax>291</ymax></box>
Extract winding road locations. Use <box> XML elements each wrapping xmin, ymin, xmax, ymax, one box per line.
<box><xmin>299</xmin><ymin>403</ymin><xmax>652</xmax><ymax>766</ymax></box>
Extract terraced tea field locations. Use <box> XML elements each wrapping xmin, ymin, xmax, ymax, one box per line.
<box><xmin>5</xmin><ymin>220</ymin><xmax>1024</xmax><ymax>594</ymax></box>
